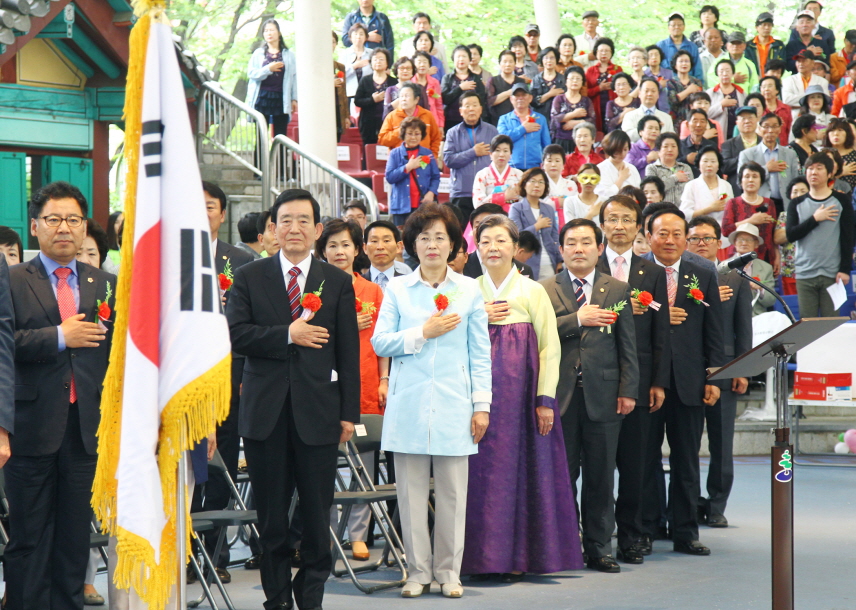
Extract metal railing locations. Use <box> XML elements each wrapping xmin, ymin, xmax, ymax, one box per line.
<box><xmin>196</xmin><ymin>81</ymin><xmax>271</xmax><ymax>212</ymax></box>
<box><xmin>269</xmin><ymin>134</ymin><xmax>380</xmax><ymax>222</ymax></box>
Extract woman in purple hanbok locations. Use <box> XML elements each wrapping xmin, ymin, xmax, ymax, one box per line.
<box><xmin>461</xmin><ymin>214</ymin><xmax>583</xmax><ymax>582</ymax></box>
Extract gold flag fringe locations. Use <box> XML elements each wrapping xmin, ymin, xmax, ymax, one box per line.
<box><xmin>91</xmin><ymin>5</ymin><xmax>231</xmax><ymax>609</ymax></box>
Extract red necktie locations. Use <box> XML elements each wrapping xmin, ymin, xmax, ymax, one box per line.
<box><xmin>666</xmin><ymin>267</ymin><xmax>677</xmax><ymax>307</ymax></box>
<box><xmin>286</xmin><ymin>267</ymin><xmax>302</xmax><ymax>321</ymax></box>
<box><xmin>54</xmin><ymin>267</ymin><xmax>78</xmax><ymax>403</ymax></box>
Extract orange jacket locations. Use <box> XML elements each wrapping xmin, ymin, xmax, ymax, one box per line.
<box><xmin>832</xmin><ymin>82</ymin><xmax>855</xmax><ymax>118</ymax></box>
<box><xmin>377</xmin><ymin>106</ymin><xmax>442</xmax><ymax>157</ymax></box>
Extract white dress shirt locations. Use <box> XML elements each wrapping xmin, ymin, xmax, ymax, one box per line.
<box><xmin>281</xmin><ymin>251</ymin><xmax>314</xmax><ymax>344</ymax></box>
<box><xmin>622</xmin><ymin>105</ymin><xmax>675</xmax><ymax>142</ymax></box>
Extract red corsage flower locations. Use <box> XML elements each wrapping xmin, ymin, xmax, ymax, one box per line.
<box><xmin>685</xmin><ymin>275</ymin><xmax>710</xmax><ymax>306</ymax></box>
<box><xmin>690</xmin><ymin>288</ymin><xmax>704</xmax><ymax>301</ymax></box>
<box><xmin>527</xmin><ymin>116</ymin><xmax>535</xmax><ymax>123</ymax></box>
<box><xmin>95</xmin><ymin>280</ymin><xmax>113</xmax><ymax>329</ymax></box>
<box><xmin>636</xmin><ymin>291</ymin><xmax>654</xmax><ymax>307</ymax></box>
<box><xmin>299</xmin><ymin>281</ymin><xmax>325</xmax><ymax>319</ymax></box>
<box><xmin>434</xmin><ymin>293</ymin><xmax>449</xmax><ymax>312</ymax></box>
<box><xmin>98</xmin><ymin>301</ymin><xmax>111</xmax><ymax>321</ymax></box>
<box><xmin>219</xmin><ymin>273</ymin><xmax>233</xmax><ymax>292</ymax></box>
<box><xmin>419</xmin><ymin>155</ymin><xmax>432</xmax><ymax>169</ymax></box>
<box><xmin>335</xmin><ymin>70</ymin><xmax>345</xmax><ymax>79</ymax></box>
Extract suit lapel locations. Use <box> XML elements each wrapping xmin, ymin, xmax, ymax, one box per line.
<box><xmin>596</xmin><ymin>252</ymin><xmax>610</xmax><ymax>276</ymax></box>
<box><xmin>304</xmin><ymin>257</ymin><xmax>326</xmax><ymax>302</ymax></box>
<box><xmin>262</xmin><ymin>254</ymin><xmax>290</xmax><ymax>324</ymax></box>
<box><xmin>554</xmin><ymin>270</ymin><xmax>579</xmax><ymax>315</ymax></box>
<box><xmin>78</xmin><ymin>263</ymin><xmax>97</xmax><ymax>320</ymax></box>
<box><xmin>215</xmin><ymin>241</ymin><xmax>229</xmax><ymax>276</ymax></box>
<box><xmin>589</xmin><ymin>271</ymin><xmax>610</xmax><ymax>309</ymax></box>
<box><xmin>26</xmin><ymin>258</ymin><xmax>62</xmax><ymax>326</ymax></box>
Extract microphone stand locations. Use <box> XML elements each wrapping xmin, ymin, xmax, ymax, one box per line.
<box><xmin>734</xmin><ymin>268</ymin><xmax>797</xmax><ymax>324</ymax></box>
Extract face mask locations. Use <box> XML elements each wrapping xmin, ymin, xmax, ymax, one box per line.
<box><xmin>578</xmin><ymin>174</ymin><xmax>601</xmax><ymax>185</ymax></box>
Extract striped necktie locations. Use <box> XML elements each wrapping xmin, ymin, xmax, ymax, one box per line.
<box><xmin>573</xmin><ymin>278</ymin><xmax>587</xmax><ymax>306</ymax></box>
<box><xmin>286</xmin><ymin>266</ymin><xmax>302</xmax><ymax>321</ymax></box>
<box><xmin>666</xmin><ymin>267</ymin><xmax>677</xmax><ymax>306</ymax></box>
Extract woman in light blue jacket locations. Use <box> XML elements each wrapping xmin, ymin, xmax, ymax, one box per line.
<box><xmin>246</xmin><ymin>19</ymin><xmax>297</xmax><ymax>138</ymax></box>
<box><xmin>509</xmin><ymin>168</ymin><xmax>562</xmax><ymax>279</ymax></box>
<box><xmin>372</xmin><ymin>204</ymin><xmax>492</xmax><ymax>600</ymax></box>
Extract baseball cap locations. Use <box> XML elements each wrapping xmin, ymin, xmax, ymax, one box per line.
<box><xmin>845</xmin><ymin>30</ymin><xmax>856</xmax><ymax>45</ymax></box>
<box><xmin>755</xmin><ymin>12</ymin><xmax>774</xmax><ymax>25</ymax></box>
<box><xmin>510</xmin><ymin>83</ymin><xmax>530</xmax><ymax>95</ymax></box>
<box><xmin>796</xmin><ymin>9</ymin><xmax>816</xmax><ymax>20</ymax></box>
<box><xmin>581</xmin><ymin>10</ymin><xmax>599</xmax><ymax>19</ymax></box>
<box><xmin>727</xmin><ymin>31</ymin><xmax>746</xmax><ymax>44</ymax></box>
<box><xmin>793</xmin><ymin>49</ymin><xmax>817</xmax><ymax>61</ymax></box>
<box><xmin>526</xmin><ymin>24</ymin><xmax>540</xmax><ymax>34</ymax></box>
<box><xmin>668</xmin><ymin>12</ymin><xmax>685</xmax><ymax>22</ymax></box>
<box><xmin>736</xmin><ymin>106</ymin><xmax>758</xmax><ymax>116</ymax></box>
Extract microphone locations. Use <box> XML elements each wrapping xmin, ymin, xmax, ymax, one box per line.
<box><xmin>716</xmin><ymin>251</ymin><xmax>757</xmax><ymax>275</ymax></box>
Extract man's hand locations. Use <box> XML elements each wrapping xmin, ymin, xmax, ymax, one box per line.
<box><xmin>631</xmin><ymin>299</ymin><xmax>647</xmax><ymax>315</ymax></box>
<box><xmin>523</xmin><ymin>120</ymin><xmax>541</xmax><ymax>133</ymax></box>
<box><xmin>290</xmin><ymin>316</ymin><xmax>329</xmax><ymax>348</ymax></box>
<box><xmin>340</xmin><ymin>421</ymin><xmax>355</xmax><ymax>443</ymax></box>
<box><xmin>733</xmin><ymin>72</ymin><xmax>748</xmax><ymax>84</ymax></box>
<box><xmin>471</xmin><ymin>412</ymin><xmax>489</xmax><ymax>443</ymax></box>
<box><xmin>836</xmin><ymin>272</ymin><xmax>850</xmax><ymax>285</ymax></box>
<box><xmin>207</xmin><ymin>432</ymin><xmax>217</xmax><ymax>461</ymax></box>
<box><xmin>0</xmin><ymin>428</ymin><xmax>10</xmax><ymax>469</ymax></box>
<box><xmin>669</xmin><ymin>306</ymin><xmax>687</xmax><ymax>325</ymax></box>
<box><xmin>732</xmin><ymin>377</ymin><xmax>749</xmax><ymax>394</ymax></box>
<box><xmin>485</xmin><ymin>301</ymin><xmax>510</xmax><ymax>323</ymax></box>
<box><xmin>617</xmin><ymin>396</ymin><xmax>636</xmax><ymax>415</ymax></box>
<box><xmin>423</xmin><ymin>311</ymin><xmax>461</xmax><ymax>339</ymax></box>
<box><xmin>649</xmin><ymin>386</ymin><xmax>665</xmax><ymax>412</ymax></box>
<box><xmin>577</xmin><ymin>304</ymin><xmax>617</xmax><ymax>327</ymax></box>
<box><xmin>473</xmin><ymin>142</ymin><xmax>491</xmax><ymax>156</ymax></box>
<box><xmin>719</xmin><ymin>285</ymin><xmax>733</xmax><ymax>302</ymax></box>
<box><xmin>686</xmin><ymin>151</ymin><xmax>698</xmax><ymax>165</ymax></box>
<box><xmin>813</xmin><ymin>204</ymin><xmax>839</xmax><ymax>222</ymax></box>
<box><xmin>61</xmin><ymin>313</ymin><xmax>106</xmax><ymax>348</ymax></box>
<box><xmin>367</xmin><ymin>30</ymin><xmax>382</xmax><ymax>43</ymax></box>
<box><xmin>703</xmin><ymin>384</ymin><xmax>721</xmax><ymax>406</ymax></box>
<box><xmin>357</xmin><ymin>312</ymin><xmax>372</xmax><ymax>331</ymax></box>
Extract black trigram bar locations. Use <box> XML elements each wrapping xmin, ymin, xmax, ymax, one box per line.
<box><xmin>200</xmin><ymin>232</ymin><xmax>211</xmax><ymax>268</ymax></box>
<box><xmin>142</xmin><ymin>120</ymin><xmax>163</xmax><ymax>135</ymax></box>
<box><xmin>180</xmin><ymin>229</ymin><xmax>194</xmax><ymax>311</ymax></box>
<box><xmin>142</xmin><ymin>120</ymin><xmax>164</xmax><ymax>177</ymax></box>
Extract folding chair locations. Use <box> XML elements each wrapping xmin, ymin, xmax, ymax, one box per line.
<box><xmin>364</xmin><ymin>144</ymin><xmax>389</xmax><ymax>174</ymax></box>
<box><xmin>337</xmin><ymin>143</ymin><xmax>372</xmax><ymax>179</ymax></box>
<box><xmin>188</xmin><ymin>450</ymin><xmax>260</xmax><ymax>610</ymax></box>
<box><xmin>330</xmin><ymin>414</ymin><xmax>408</xmax><ymax>593</ymax></box>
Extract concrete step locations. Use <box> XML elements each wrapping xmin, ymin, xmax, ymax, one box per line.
<box><xmin>199</xmin><ymin>164</ymin><xmax>257</xmax><ymax>183</ymax></box>
<box><xmin>210</xmin><ymin>180</ymin><xmax>263</xmax><ymax>197</ymax></box>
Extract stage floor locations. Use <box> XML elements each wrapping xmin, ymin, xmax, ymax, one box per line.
<box><xmin>83</xmin><ymin>456</ymin><xmax>855</xmax><ymax>609</ymax></box>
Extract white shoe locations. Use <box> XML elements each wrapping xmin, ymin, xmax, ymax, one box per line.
<box><xmin>441</xmin><ymin>583</ymin><xmax>464</xmax><ymax>598</ymax></box>
<box><xmin>401</xmin><ymin>582</ymin><xmax>430</xmax><ymax>598</ymax></box>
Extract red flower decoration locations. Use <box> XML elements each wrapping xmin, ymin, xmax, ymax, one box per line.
<box><xmin>355</xmin><ymin>299</ymin><xmax>363</xmax><ymax>313</ymax></box>
<box><xmin>690</xmin><ymin>288</ymin><xmax>704</xmax><ymax>301</ymax></box>
<box><xmin>422</xmin><ymin>155</ymin><xmax>431</xmax><ymax>164</ymax></box>
<box><xmin>219</xmin><ymin>273</ymin><xmax>233</xmax><ymax>292</ymax></box>
<box><xmin>527</xmin><ymin>116</ymin><xmax>535</xmax><ymax>123</ymax></box>
<box><xmin>301</xmin><ymin>293</ymin><xmax>322</xmax><ymax>313</ymax></box>
<box><xmin>335</xmin><ymin>70</ymin><xmax>345</xmax><ymax>79</ymax></box>
<box><xmin>98</xmin><ymin>301</ymin><xmax>111</xmax><ymax>321</ymax></box>
<box><xmin>636</xmin><ymin>291</ymin><xmax>654</xmax><ymax>307</ymax></box>
<box><xmin>434</xmin><ymin>293</ymin><xmax>450</xmax><ymax>312</ymax></box>
<box><xmin>753</xmin><ymin>276</ymin><xmax>760</xmax><ymax>282</ymax></box>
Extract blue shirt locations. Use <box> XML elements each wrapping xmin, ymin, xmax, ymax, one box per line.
<box><xmin>39</xmin><ymin>252</ymin><xmax>79</xmax><ymax>352</ymax></box>
<box><xmin>496</xmin><ymin>110</ymin><xmax>552</xmax><ymax>170</ymax></box>
<box><xmin>658</xmin><ymin>36</ymin><xmax>703</xmax><ymax>82</ymax></box>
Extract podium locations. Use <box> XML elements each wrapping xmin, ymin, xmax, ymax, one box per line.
<box><xmin>708</xmin><ymin>317</ymin><xmax>848</xmax><ymax>610</ymax></box>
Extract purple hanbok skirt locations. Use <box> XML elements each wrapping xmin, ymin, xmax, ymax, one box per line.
<box><xmin>462</xmin><ymin>322</ymin><xmax>583</xmax><ymax>574</ymax></box>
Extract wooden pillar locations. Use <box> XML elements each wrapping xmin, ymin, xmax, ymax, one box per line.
<box><xmin>91</xmin><ymin>120</ymin><xmax>110</xmax><ymax>227</ymax></box>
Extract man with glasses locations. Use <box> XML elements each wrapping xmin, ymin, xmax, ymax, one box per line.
<box><xmin>737</xmin><ymin>113</ymin><xmax>800</xmax><ymax>215</ymax></box>
<box><xmin>597</xmin><ymin>196</ymin><xmax>670</xmax><ymax>564</ymax></box>
<box><xmin>6</xmin><ymin>181</ymin><xmax>116</xmax><ymax>609</ymax></box>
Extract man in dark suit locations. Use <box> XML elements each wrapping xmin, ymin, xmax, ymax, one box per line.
<box><xmin>0</xmin><ymin>252</ymin><xmax>13</xmax><ymax>469</ymax></box>
<box><xmin>541</xmin><ymin>219</ymin><xmax>639</xmax><ymax>573</ymax></box>
<box><xmin>687</xmin><ymin>216</ymin><xmax>752</xmax><ymax>527</ymax></box>
<box><xmin>679</xmin><ymin>109</ymin><xmax>719</xmax><ymax>176</ymax></box>
<box><xmin>720</xmin><ymin>106</ymin><xmax>759</xmax><ymax>193</ymax></box>
<box><xmin>362</xmin><ymin>220</ymin><xmax>410</xmax><ymax>289</ymax></box>
<box><xmin>464</xmin><ymin>204</ymin><xmax>534</xmax><ymax>279</ymax></box>
<box><xmin>640</xmin><ymin>208</ymin><xmax>725</xmax><ymax>556</ymax></box>
<box><xmin>596</xmin><ymin>196</ymin><xmax>670</xmax><ymax>564</ymax></box>
<box><xmin>226</xmin><ymin>189</ymin><xmax>361</xmax><ymax>610</ymax></box>
<box><xmin>192</xmin><ymin>181</ymin><xmax>256</xmax><ymax>579</ymax></box>
<box><xmin>6</xmin><ymin>181</ymin><xmax>115</xmax><ymax>610</ymax></box>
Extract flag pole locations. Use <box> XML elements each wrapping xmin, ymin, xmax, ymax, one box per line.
<box><xmin>177</xmin><ymin>427</ymin><xmax>188</xmax><ymax>608</ymax></box>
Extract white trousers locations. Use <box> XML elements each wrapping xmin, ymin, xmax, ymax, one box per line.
<box><xmin>395</xmin><ymin>453</ymin><xmax>468</xmax><ymax>586</ymax></box>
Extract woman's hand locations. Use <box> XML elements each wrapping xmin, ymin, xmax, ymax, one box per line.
<box><xmin>378</xmin><ymin>379</ymin><xmax>388</xmax><ymax>410</ymax></box>
<box><xmin>721</xmin><ymin>97</ymin><xmax>738</xmax><ymax>107</ymax></box>
<box><xmin>615</xmin><ymin>164</ymin><xmax>631</xmax><ymax>186</ymax></box>
<box><xmin>534</xmin><ymin>215</ymin><xmax>552</xmax><ymax>230</ymax></box>
<box><xmin>536</xmin><ymin>406</ymin><xmax>554</xmax><ymax>436</ymax></box>
<box><xmin>704</xmin><ymin>126</ymin><xmax>718</xmax><ymax>139</ymax></box>
<box><xmin>372</xmin><ymin>90</ymin><xmax>385</xmax><ymax>102</ymax></box>
<box><xmin>471</xmin><ymin>412</ymin><xmax>489</xmax><ymax>443</ymax></box>
<box><xmin>405</xmin><ymin>155</ymin><xmax>422</xmax><ymax>172</ymax></box>
<box><xmin>353</xmin><ymin>58</ymin><xmax>370</xmax><ymax>70</ymax></box>
<box><xmin>357</xmin><ymin>312</ymin><xmax>372</xmax><ymax>331</ymax></box>
<box><xmin>422</xmin><ymin>191</ymin><xmax>435</xmax><ymax>203</ymax></box>
<box><xmin>460</xmin><ymin>80</ymin><xmax>477</xmax><ymax>91</ymax></box>
<box><xmin>706</xmin><ymin>199</ymin><xmax>726</xmax><ymax>214</ymax></box>
<box><xmin>747</xmin><ymin>211</ymin><xmax>775</xmax><ymax>225</ymax></box>
<box><xmin>423</xmin><ymin>311</ymin><xmax>461</xmax><ymax>339</ymax></box>
<box><xmin>675</xmin><ymin>170</ymin><xmax>690</xmax><ymax>183</ymax></box>
<box><xmin>485</xmin><ymin>300</ymin><xmax>510</xmax><ymax>323</ymax></box>
<box><xmin>841</xmin><ymin>161</ymin><xmax>856</xmax><ymax>177</ymax></box>
<box><xmin>600</xmin><ymin>81</ymin><xmax>611</xmax><ymax>91</ymax></box>
<box><xmin>268</xmin><ymin>61</ymin><xmax>284</xmax><ymax>72</ymax></box>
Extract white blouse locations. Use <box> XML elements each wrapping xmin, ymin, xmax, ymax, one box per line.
<box><xmin>679</xmin><ymin>176</ymin><xmax>735</xmax><ymax>246</ymax></box>
<box><xmin>594</xmin><ymin>159</ymin><xmax>641</xmax><ymax>199</ymax></box>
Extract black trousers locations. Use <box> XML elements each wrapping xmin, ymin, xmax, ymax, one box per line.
<box><xmin>243</xmin><ymin>396</ymin><xmax>339</xmax><ymax>610</ymax></box>
<box><xmin>561</xmin><ymin>387</ymin><xmax>622</xmax><ymax>558</ymax></box>
<box><xmin>4</xmin><ymin>404</ymin><xmax>97</xmax><ymax>610</ymax></box>
<box><xmin>191</xmin><ymin>357</ymin><xmax>244</xmax><ymax>568</ymax></box>
<box><xmin>614</xmin><ymin>398</ymin><xmax>653</xmax><ymax>549</ymax></box>
<box><xmin>704</xmin><ymin>388</ymin><xmax>737</xmax><ymax>517</ymax></box>
<box><xmin>643</xmin><ymin>386</ymin><xmax>706</xmax><ymax>544</ymax></box>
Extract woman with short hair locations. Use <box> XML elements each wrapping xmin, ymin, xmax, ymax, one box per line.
<box><xmin>383</xmin><ymin>116</ymin><xmax>440</xmax><ymax>227</ymax></box>
<box><xmin>594</xmin><ymin>130</ymin><xmax>641</xmax><ymax>198</ymax></box>
<box><xmin>645</xmin><ymin>133</ymin><xmax>693</xmax><ymax>202</ymax></box>
<box><xmin>354</xmin><ymin>48</ymin><xmax>397</xmax><ymax>145</ymax></box>
<box><xmin>412</xmin><ymin>30</ymin><xmax>445</xmax><ymax>82</ymax></box>
<box><xmin>759</xmin><ymin>76</ymin><xmax>792</xmax><ymax>145</ymax></box>
<box><xmin>441</xmin><ymin>45</ymin><xmax>487</xmax><ymax>132</ymax></box>
<box><xmin>343</xmin><ymin>22</ymin><xmax>372</xmax><ymax>99</ymax></box>
<box><xmin>667</xmin><ymin>50</ymin><xmax>704</xmax><ymax>123</ymax></box>
<box><xmin>721</xmin><ymin>161</ymin><xmax>778</xmax><ymax>267</ymax></box>
<box><xmin>550</xmin><ymin>67</ymin><xmax>595</xmax><ymax>151</ymax></box>
<box><xmin>585</xmin><ymin>38</ymin><xmax>622</xmax><ymax>132</ymax></box>
<box><xmin>822</xmin><ymin>117</ymin><xmax>856</xmax><ymax>190</ymax></box>
<box><xmin>509</xmin><ymin>168</ymin><xmax>563</xmax><ymax>279</ymax></box>
<box><xmin>643</xmin><ymin>45</ymin><xmax>673</xmax><ymax>112</ymax></box>
<box><xmin>556</xmin><ymin>34</ymin><xmax>584</xmax><ymax>73</ymax></box>
<box><xmin>467</xmin><ymin>44</ymin><xmax>492</xmax><ymax>82</ymax></box>
<box><xmin>679</xmin><ymin>145</ymin><xmax>734</xmax><ymax>246</ymax></box>
<box><xmin>486</xmin><ymin>50</ymin><xmax>525</xmax><ymax>125</ymax></box>
<box><xmin>531</xmin><ymin>47</ymin><xmax>566</xmax><ymax>119</ymax></box>
<box><xmin>604</xmin><ymin>72</ymin><xmax>639</xmax><ymax>133</ymax></box>
<box><xmin>412</xmin><ymin>50</ymin><xmax>445</xmax><ymax>130</ymax></box>
<box><xmin>508</xmin><ymin>35</ymin><xmax>539</xmax><ymax>83</ymax></box>
<box><xmin>384</xmin><ymin>57</ymin><xmax>429</xmax><ymax>119</ymax></box>
<box><xmin>561</xmin><ymin>122</ymin><xmax>603</xmax><ymax>176</ymax></box>
<box><xmin>372</xmin><ymin>204</ymin><xmax>492</xmax><ymax>600</ymax></box>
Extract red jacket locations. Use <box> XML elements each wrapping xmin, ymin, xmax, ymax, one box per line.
<box><xmin>585</xmin><ymin>62</ymin><xmax>622</xmax><ymax>133</ymax></box>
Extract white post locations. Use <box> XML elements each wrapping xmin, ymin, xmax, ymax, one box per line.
<box><xmin>294</xmin><ymin>0</ymin><xmax>338</xmax><ymax>214</ymax></box>
<box><xmin>533</xmin><ymin>0</ymin><xmax>561</xmax><ymax>49</ymax></box>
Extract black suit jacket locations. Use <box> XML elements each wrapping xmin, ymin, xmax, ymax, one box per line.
<box><xmin>597</xmin><ymin>252</ymin><xmax>671</xmax><ymax>403</ymax></box>
<box><xmin>215</xmin><ymin>240</ymin><xmax>255</xmax><ymax>281</ymax></box>
<box><xmin>718</xmin><ymin>270</ymin><xmax>753</xmax><ymax>362</ymax></box>
<box><xmin>0</xmin><ymin>254</ymin><xmax>13</xmax><ymax>435</ymax></box>
<box><xmin>660</xmin><ymin>258</ymin><xmax>726</xmax><ymax>405</ymax></box>
<box><xmin>462</xmin><ymin>252</ymin><xmax>534</xmax><ymax>279</ymax></box>
<box><xmin>226</xmin><ymin>254</ymin><xmax>361</xmax><ymax>445</ymax></box>
<box><xmin>721</xmin><ymin>136</ymin><xmax>756</xmax><ymax>195</ymax></box>
<box><xmin>10</xmin><ymin>257</ymin><xmax>115</xmax><ymax>456</ymax></box>
<box><xmin>541</xmin><ymin>270</ymin><xmax>639</xmax><ymax>421</ymax></box>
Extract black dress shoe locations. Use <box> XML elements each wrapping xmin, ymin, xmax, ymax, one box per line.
<box><xmin>214</xmin><ymin>567</ymin><xmax>231</xmax><ymax>584</ymax></box>
<box><xmin>636</xmin><ymin>535</ymin><xmax>653</xmax><ymax>556</ymax></box>
<box><xmin>708</xmin><ymin>514</ymin><xmax>729</xmax><ymax>528</ymax></box>
<box><xmin>501</xmin><ymin>572</ymin><xmax>525</xmax><ymax>583</ymax></box>
<box><xmin>186</xmin><ymin>565</ymin><xmax>198</xmax><ymax>584</ymax></box>
<box><xmin>673</xmin><ymin>540</ymin><xmax>711</xmax><ymax>556</ymax></box>
<box><xmin>468</xmin><ymin>573</ymin><xmax>495</xmax><ymax>581</ymax></box>
<box><xmin>270</xmin><ymin>603</ymin><xmax>293</xmax><ymax>610</ymax></box>
<box><xmin>244</xmin><ymin>554</ymin><xmax>261</xmax><ymax>570</ymax></box>
<box><xmin>616</xmin><ymin>545</ymin><xmax>644</xmax><ymax>564</ymax></box>
<box><xmin>586</xmin><ymin>555</ymin><xmax>621</xmax><ymax>573</ymax></box>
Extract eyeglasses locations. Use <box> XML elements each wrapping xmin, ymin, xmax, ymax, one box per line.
<box><xmin>577</xmin><ymin>174</ymin><xmax>601</xmax><ymax>185</ymax></box>
<box><xmin>604</xmin><ymin>217</ymin><xmax>637</xmax><ymax>225</ymax></box>
<box><xmin>417</xmin><ymin>234</ymin><xmax>448</xmax><ymax>245</ymax></box>
<box><xmin>687</xmin><ymin>236</ymin><xmax>718</xmax><ymax>244</ymax></box>
<box><xmin>40</xmin><ymin>215</ymin><xmax>85</xmax><ymax>228</ymax></box>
